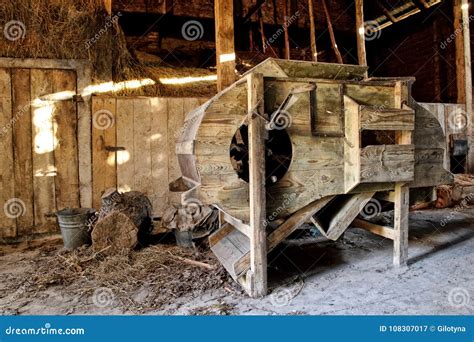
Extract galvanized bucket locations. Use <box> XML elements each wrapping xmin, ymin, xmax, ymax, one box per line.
<box><xmin>56</xmin><ymin>208</ymin><xmax>96</xmax><ymax>251</ymax></box>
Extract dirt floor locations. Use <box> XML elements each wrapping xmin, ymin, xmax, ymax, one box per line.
<box><xmin>0</xmin><ymin>207</ymin><xmax>472</xmax><ymax>315</ymax></box>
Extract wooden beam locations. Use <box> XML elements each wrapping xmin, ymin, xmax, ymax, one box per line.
<box><xmin>103</xmin><ymin>0</ymin><xmax>112</xmax><ymax>14</ymax></box>
<box><xmin>454</xmin><ymin>0</ymin><xmax>474</xmax><ymax>171</ymax></box>
<box><xmin>462</xmin><ymin>0</ymin><xmax>473</xmax><ymax>172</ymax></box>
<box><xmin>454</xmin><ymin>0</ymin><xmax>466</xmax><ymax>104</ymax></box>
<box><xmin>283</xmin><ymin>0</ymin><xmax>291</xmax><ymax>59</ymax></box>
<box><xmin>308</xmin><ymin>0</ymin><xmax>318</xmax><ymax>61</ymax></box>
<box><xmin>247</xmin><ymin>73</ymin><xmax>267</xmax><ymax>297</ymax></box>
<box><xmin>353</xmin><ymin>218</ymin><xmax>395</xmax><ymax>240</ymax></box>
<box><xmin>322</xmin><ymin>0</ymin><xmax>343</xmax><ymax>64</ymax></box>
<box><xmin>355</xmin><ymin>0</ymin><xmax>368</xmax><ymax>77</ymax></box>
<box><xmin>215</xmin><ymin>0</ymin><xmax>236</xmax><ymax>92</ymax></box>
<box><xmin>376</xmin><ymin>1</ymin><xmax>398</xmax><ymax>23</ymax></box>
<box><xmin>393</xmin><ymin>183</ymin><xmax>409</xmax><ymax>267</ymax></box>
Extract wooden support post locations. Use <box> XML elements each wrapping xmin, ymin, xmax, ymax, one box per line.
<box><xmin>215</xmin><ymin>0</ymin><xmax>236</xmax><ymax>92</ymax></box>
<box><xmin>247</xmin><ymin>73</ymin><xmax>267</xmax><ymax>297</ymax></box>
<box><xmin>454</xmin><ymin>0</ymin><xmax>466</xmax><ymax>104</ymax></box>
<box><xmin>322</xmin><ymin>0</ymin><xmax>343</xmax><ymax>64</ymax></box>
<box><xmin>393</xmin><ymin>183</ymin><xmax>409</xmax><ymax>267</ymax></box>
<box><xmin>355</xmin><ymin>0</ymin><xmax>368</xmax><ymax>78</ymax></box>
<box><xmin>308</xmin><ymin>0</ymin><xmax>318</xmax><ymax>61</ymax></box>
<box><xmin>283</xmin><ymin>0</ymin><xmax>291</xmax><ymax>59</ymax></box>
<box><xmin>103</xmin><ymin>0</ymin><xmax>112</xmax><ymax>14</ymax></box>
<box><xmin>454</xmin><ymin>0</ymin><xmax>473</xmax><ymax>172</ymax></box>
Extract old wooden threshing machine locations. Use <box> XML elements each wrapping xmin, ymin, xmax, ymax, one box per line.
<box><xmin>174</xmin><ymin>58</ymin><xmax>452</xmax><ymax>297</ymax></box>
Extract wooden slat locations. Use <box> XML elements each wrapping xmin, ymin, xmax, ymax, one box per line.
<box><xmin>11</xmin><ymin>69</ymin><xmax>34</xmax><ymax>235</ymax></box>
<box><xmin>247</xmin><ymin>73</ymin><xmax>267</xmax><ymax>297</ymax></box>
<box><xmin>355</xmin><ymin>0</ymin><xmax>368</xmax><ymax>77</ymax></box>
<box><xmin>360</xmin><ymin>107</ymin><xmax>415</xmax><ymax>131</ymax></box>
<box><xmin>215</xmin><ymin>0</ymin><xmax>236</xmax><ymax>91</ymax></box>
<box><xmin>52</xmin><ymin>70</ymin><xmax>79</xmax><ymax>210</ymax></box>
<box><xmin>30</xmin><ymin>69</ymin><xmax>57</xmax><ymax>233</ymax></box>
<box><xmin>92</xmin><ymin>97</ymin><xmax>117</xmax><ymax>208</ymax></box>
<box><xmin>360</xmin><ymin>145</ymin><xmax>414</xmax><ymax>183</ymax></box>
<box><xmin>167</xmin><ymin>98</ymin><xmax>185</xmax><ymax>199</ymax></box>
<box><xmin>133</xmin><ymin>98</ymin><xmax>152</xmax><ymax>196</ymax></box>
<box><xmin>150</xmin><ymin>98</ymin><xmax>169</xmax><ymax>217</ymax></box>
<box><xmin>0</xmin><ymin>68</ymin><xmax>16</xmax><ymax>238</ymax></box>
<box><xmin>116</xmin><ymin>98</ymin><xmax>135</xmax><ymax>192</ymax></box>
<box><xmin>344</xmin><ymin>95</ymin><xmax>361</xmax><ymax>192</ymax></box>
<box><xmin>352</xmin><ymin>218</ymin><xmax>395</xmax><ymax>240</ymax></box>
<box><xmin>393</xmin><ymin>183</ymin><xmax>409</xmax><ymax>267</ymax></box>
<box><xmin>325</xmin><ymin>192</ymin><xmax>375</xmax><ymax>241</ymax></box>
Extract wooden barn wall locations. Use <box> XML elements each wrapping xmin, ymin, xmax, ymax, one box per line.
<box><xmin>367</xmin><ymin>0</ymin><xmax>472</xmax><ymax>104</ymax></box>
<box><xmin>0</xmin><ymin>80</ymin><xmax>206</xmax><ymax>240</ymax></box>
<box><xmin>91</xmin><ymin>96</ymin><xmax>208</xmax><ymax>216</ymax></box>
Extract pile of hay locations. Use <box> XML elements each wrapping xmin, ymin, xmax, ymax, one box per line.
<box><xmin>7</xmin><ymin>243</ymin><xmax>232</xmax><ymax>313</ymax></box>
<box><xmin>0</xmin><ymin>0</ymin><xmax>216</xmax><ymax>97</ymax></box>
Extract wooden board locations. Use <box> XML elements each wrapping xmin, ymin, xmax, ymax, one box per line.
<box><xmin>92</xmin><ymin>97</ymin><xmax>117</xmax><ymax>209</ymax></box>
<box><xmin>167</xmin><ymin>98</ymin><xmax>185</xmax><ymax>195</ymax></box>
<box><xmin>116</xmin><ymin>98</ymin><xmax>135</xmax><ymax>193</ymax></box>
<box><xmin>11</xmin><ymin>69</ymin><xmax>34</xmax><ymax>235</ymax></box>
<box><xmin>150</xmin><ymin>98</ymin><xmax>169</xmax><ymax>217</ymax></box>
<box><xmin>0</xmin><ymin>68</ymin><xmax>15</xmax><ymax>238</ymax></box>
<box><xmin>52</xmin><ymin>70</ymin><xmax>79</xmax><ymax>210</ymax></box>
<box><xmin>133</xmin><ymin>98</ymin><xmax>153</xmax><ymax>196</ymax></box>
<box><xmin>30</xmin><ymin>69</ymin><xmax>57</xmax><ymax>233</ymax></box>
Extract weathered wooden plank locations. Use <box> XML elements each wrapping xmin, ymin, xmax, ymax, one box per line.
<box><xmin>344</xmin><ymin>95</ymin><xmax>361</xmax><ymax>192</ymax></box>
<box><xmin>215</xmin><ymin>0</ymin><xmax>236</xmax><ymax>91</ymax></box>
<box><xmin>150</xmin><ymin>98</ymin><xmax>169</xmax><ymax>217</ymax></box>
<box><xmin>360</xmin><ymin>107</ymin><xmax>415</xmax><ymax>131</ymax></box>
<box><xmin>324</xmin><ymin>192</ymin><xmax>375</xmax><ymax>241</ymax></box>
<box><xmin>167</xmin><ymin>98</ymin><xmax>185</xmax><ymax>196</ymax></box>
<box><xmin>393</xmin><ymin>183</ymin><xmax>409</xmax><ymax>267</ymax></box>
<box><xmin>247</xmin><ymin>73</ymin><xmax>267</xmax><ymax>297</ymax></box>
<box><xmin>30</xmin><ymin>69</ymin><xmax>57</xmax><ymax>233</ymax></box>
<box><xmin>11</xmin><ymin>69</ymin><xmax>34</xmax><ymax>235</ymax></box>
<box><xmin>0</xmin><ymin>68</ymin><xmax>16</xmax><ymax>238</ymax></box>
<box><xmin>52</xmin><ymin>69</ymin><xmax>79</xmax><ymax>211</ymax></box>
<box><xmin>352</xmin><ymin>218</ymin><xmax>395</xmax><ymax>240</ymax></box>
<box><xmin>92</xmin><ymin>97</ymin><xmax>117</xmax><ymax>209</ymax></box>
<box><xmin>133</xmin><ymin>98</ymin><xmax>152</xmax><ymax>197</ymax></box>
<box><xmin>360</xmin><ymin>145</ymin><xmax>414</xmax><ymax>183</ymax></box>
<box><xmin>116</xmin><ymin>98</ymin><xmax>135</xmax><ymax>192</ymax></box>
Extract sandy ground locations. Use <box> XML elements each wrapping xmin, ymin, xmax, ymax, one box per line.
<box><xmin>0</xmin><ymin>207</ymin><xmax>473</xmax><ymax>315</ymax></box>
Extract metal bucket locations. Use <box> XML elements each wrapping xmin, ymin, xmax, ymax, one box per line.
<box><xmin>56</xmin><ymin>208</ymin><xmax>95</xmax><ymax>250</ymax></box>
